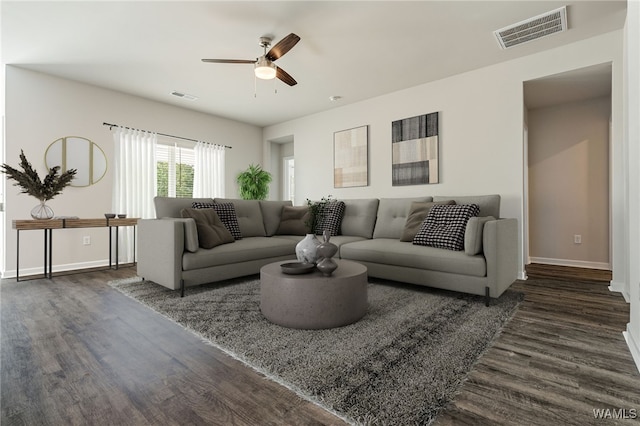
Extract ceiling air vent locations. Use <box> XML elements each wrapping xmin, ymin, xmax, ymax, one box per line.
<box><xmin>494</xmin><ymin>6</ymin><xmax>567</xmax><ymax>49</ymax></box>
<box><xmin>170</xmin><ymin>91</ymin><xmax>198</xmax><ymax>101</ymax></box>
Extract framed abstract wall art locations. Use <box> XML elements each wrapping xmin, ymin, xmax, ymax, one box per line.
<box><xmin>391</xmin><ymin>112</ymin><xmax>439</xmax><ymax>185</ymax></box>
<box><xmin>334</xmin><ymin>125</ymin><xmax>368</xmax><ymax>188</ymax></box>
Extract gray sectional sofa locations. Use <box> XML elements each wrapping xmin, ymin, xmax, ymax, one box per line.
<box><xmin>137</xmin><ymin>195</ymin><xmax>518</xmax><ymax>304</ymax></box>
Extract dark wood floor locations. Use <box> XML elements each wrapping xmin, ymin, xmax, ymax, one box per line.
<box><xmin>1</xmin><ymin>268</ymin><xmax>345</xmax><ymax>426</ymax></box>
<box><xmin>525</xmin><ymin>263</ymin><xmax>613</xmax><ymax>282</ymax></box>
<box><xmin>2</xmin><ymin>265</ymin><xmax>638</xmax><ymax>425</ymax></box>
<box><xmin>437</xmin><ymin>266</ymin><xmax>639</xmax><ymax>425</ymax></box>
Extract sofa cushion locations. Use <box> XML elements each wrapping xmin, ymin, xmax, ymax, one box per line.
<box><xmin>315</xmin><ymin>201</ymin><xmax>346</xmax><ymax>236</ymax></box>
<box><xmin>432</xmin><ymin>195</ymin><xmax>500</xmax><ymax>218</ymax></box>
<box><xmin>340</xmin><ymin>238</ymin><xmax>486</xmax><ymax>277</ymax></box>
<box><xmin>192</xmin><ymin>202</ymin><xmax>242</xmax><ymax>240</ymax></box>
<box><xmin>276</xmin><ymin>206</ymin><xmax>311</xmax><ymax>235</ymax></box>
<box><xmin>414</xmin><ymin>204</ymin><xmax>480</xmax><ymax>251</ymax></box>
<box><xmin>214</xmin><ymin>198</ymin><xmax>266</xmax><ymax>237</ymax></box>
<box><xmin>340</xmin><ymin>199</ymin><xmax>379</xmax><ymax>238</ymax></box>
<box><xmin>465</xmin><ymin>216</ymin><xmax>495</xmax><ymax>255</ymax></box>
<box><xmin>373</xmin><ymin>197</ymin><xmax>432</xmax><ymax>239</ymax></box>
<box><xmin>154</xmin><ymin>197</ymin><xmax>214</xmax><ymax>218</ymax></box>
<box><xmin>260</xmin><ymin>200</ymin><xmax>293</xmax><ymax>236</ymax></box>
<box><xmin>180</xmin><ymin>208</ymin><xmax>234</xmax><ymax>249</ymax></box>
<box><xmin>182</xmin><ymin>237</ymin><xmax>297</xmax><ymax>270</ymax></box>
<box><xmin>400</xmin><ymin>200</ymin><xmax>456</xmax><ymax>242</ymax></box>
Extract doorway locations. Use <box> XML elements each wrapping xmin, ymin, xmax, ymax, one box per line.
<box><xmin>523</xmin><ymin>63</ymin><xmax>612</xmax><ymax>275</ymax></box>
<box><xmin>268</xmin><ymin>135</ymin><xmax>294</xmax><ymax>201</ymax></box>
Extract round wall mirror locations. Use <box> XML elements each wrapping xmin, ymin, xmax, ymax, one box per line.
<box><xmin>45</xmin><ymin>136</ymin><xmax>107</xmax><ymax>187</ymax></box>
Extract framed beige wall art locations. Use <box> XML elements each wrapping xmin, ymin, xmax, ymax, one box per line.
<box><xmin>334</xmin><ymin>125</ymin><xmax>368</xmax><ymax>188</ymax></box>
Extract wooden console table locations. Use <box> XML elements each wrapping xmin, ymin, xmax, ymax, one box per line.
<box><xmin>12</xmin><ymin>217</ymin><xmax>139</xmax><ymax>281</ymax></box>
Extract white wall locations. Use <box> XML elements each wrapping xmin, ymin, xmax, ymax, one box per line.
<box><xmin>528</xmin><ymin>97</ymin><xmax>610</xmax><ymax>269</ymax></box>
<box><xmin>2</xmin><ymin>66</ymin><xmax>262</xmax><ymax>277</ymax></box>
<box><xmin>623</xmin><ymin>0</ymin><xmax>640</xmax><ymax>373</ymax></box>
<box><xmin>264</xmin><ymin>30</ymin><xmax>624</xmax><ymax>279</ymax></box>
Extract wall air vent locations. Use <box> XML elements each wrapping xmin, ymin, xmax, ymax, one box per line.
<box><xmin>494</xmin><ymin>6</ymin><xmax>567</xmax><ymax>50</ymax></box>
<box><xmin>170</xmin><ymin>91</ymin><xmax>198</xmax><ymax>101</ymax></box>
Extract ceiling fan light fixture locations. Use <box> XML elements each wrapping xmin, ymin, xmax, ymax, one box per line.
<box><xmin>254</xmin><ymin>56</ymin><xmax>277</xmax><ymax>80</ymax></box>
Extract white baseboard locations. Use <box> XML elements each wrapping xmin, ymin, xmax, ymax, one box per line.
<box><xmin>609</xmin><ymin>281</ymin><xmax>630</xmax><ymax>302</ymax></box>
<box><xmin>529</xmin><ymin>257</ymin><xmax>611</xmax><ymax>270</ymax></box>
<box><xmin>623</xmin><ymin>324</ymin><xmax>640</xmax><ymax>374</ymax></box>
<box><xmin>1</xmin><ymin>259</ymin><xmax>119</xmax><ymax>279</ymax></box>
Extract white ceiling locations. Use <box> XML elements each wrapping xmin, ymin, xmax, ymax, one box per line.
<box><xmin>1</xmin><ymin>1</ymin><xmax>627</xmax><ymax>127</ymax></box>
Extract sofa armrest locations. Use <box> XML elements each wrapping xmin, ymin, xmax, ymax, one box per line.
<box><xmin>137</xmin><ymin>218</ymin><xmax>188</xmax><ymax>290</ymax></box>
<box><xmin>483</xmin><ymin>218</ymin><xmax>518</xmax><ymax>298</ymax></box>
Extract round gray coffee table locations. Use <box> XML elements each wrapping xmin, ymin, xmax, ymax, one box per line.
<box><xmin>260</xmin><ymin>259</ymin><xmax>368</xmax><ymax>329</ymax></box>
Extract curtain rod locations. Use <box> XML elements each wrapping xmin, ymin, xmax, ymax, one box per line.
<box><xmin>103</xmin><ymin>122</ymin><xmax>232</xmax><ymax>149</ymax></box>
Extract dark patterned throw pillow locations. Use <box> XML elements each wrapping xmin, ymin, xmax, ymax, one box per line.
<box><xmin>315</xmin><ymin>201</ymin><xmax>346</xmax><ymax>236</ymax></box>
<box><xmin>192</xmin><ymin>201</ymin><xmax>242</xmax><ymax>240</ymax></box>
<box><xmin>413</xmin><ymin>204</ymin><xmax>480</xmax><ymax>251</ymax></box>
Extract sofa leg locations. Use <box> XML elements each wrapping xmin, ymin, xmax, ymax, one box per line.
<box><xmin>180</xmin><ymin>279</ymin><xmax>185</xmax><ymax>298</ymax></box>
<box><xmin>485</xmin><ymin>287</ymin><xmax>490</xmax><ymax>307</ymax></box>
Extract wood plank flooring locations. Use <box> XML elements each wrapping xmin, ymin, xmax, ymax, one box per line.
<box><xmin>436</xmin><ymin>269</ymin><xmax>639</xmax><ymax>425</ymax></box>
<box><xmin>2</xmin><ymin>266</ymin><xmax>638</xmax><ymax>425</ymax></box>
<box><xmin>1</xmin><ymin>268</ymin><xmax>346</xmax><ymax>426</ymax></box>
<box><xmin>525</xmin><ymin>263</ymin><xmax>613</xmax><ymax>282</ymax></box>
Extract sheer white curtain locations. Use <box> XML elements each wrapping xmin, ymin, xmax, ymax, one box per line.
<box><xmin>193</xmin><ymin>141</ymin><xmax>225</xmax><ymax>198</ymax></box>
<box><xmin>112</xmin><ymin>127</ymin><xmax>157</xmax><ymax>263</ymax></box>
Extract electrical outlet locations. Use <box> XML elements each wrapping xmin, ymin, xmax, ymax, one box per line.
<box><xmin>83</xmin><ymin>236</ymin><xmax>91</xmax><ymax>245</ymax></box>
<box><xmin>574</xmin><ymin>234</ymin><xmax>582</xmax><ymax>244</ymax></box>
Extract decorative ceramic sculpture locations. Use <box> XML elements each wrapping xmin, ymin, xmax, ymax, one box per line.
<box><xmin>316</xmin><ymin>230</ymin><xmax>339</xmax><ymax>276</ymax></box>
<box><xmin>296</xmin><ymin>233</ymin><xmax>321</xmax><ymax>264</ymax></box>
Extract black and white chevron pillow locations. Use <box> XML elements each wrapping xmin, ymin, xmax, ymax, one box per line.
<box><xmin>413</xmin><ymin>204</ymin><xmax>480</xmax><ymax>251</ymax></box>
<box><xmin>192</xmin><ymin>202</ymin><xmax>242</xmax><ymax>240</ymax></box>
<box><xmin>315</xmin><ymin>201</ymin><xmax>346</xmax><ymax>236</ymax></box>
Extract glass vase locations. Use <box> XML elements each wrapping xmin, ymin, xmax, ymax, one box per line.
<box><xmin>31</xmin><ymin>200</ymin><xmax>54</xmax><ymax>220</ymax></box>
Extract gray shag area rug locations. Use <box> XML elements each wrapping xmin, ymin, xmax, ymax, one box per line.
<box><xmin>110</xmin><ymin>276</ymin><xmax>522</xmax><ymax>425</ymax></box>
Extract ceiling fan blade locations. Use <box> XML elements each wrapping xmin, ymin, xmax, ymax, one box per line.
<box><xmin>266</xmin><ymin>33</ymin><xmax>300</xmax><ymax>61</ymax></box>
<box><xmin>201</xmin><ymin>59</ymin><xmax>256</xmax><ymax>64</ymax></box>
<box><xmin>276</xmin><ymin>67</ymin><xmax>297</xmax><ymax>86</ymax></box>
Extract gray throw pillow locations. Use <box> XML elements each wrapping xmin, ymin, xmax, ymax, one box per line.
<box><xmin>260</xmin><ymin>200</ymin><xmax>293</xmax><ymax>236</ymax></box>
<box><xmin>181</xmin><ymin>208</ymin><xmax>234</xmax><ymax>249</ymax></box>
<box><xmin>276</xmin><ymin>206</ymin><xmax>311</xmax><ymax>235</ymax></box>
<box><xmin>400</xmin><ymin>200</ymin><xmax>456</xmax><ymax>242</ymax></box>
<box><xmin>192</xmin><ymin>201</ymin><xmax>242</xmax><ymax>240</ymax></box>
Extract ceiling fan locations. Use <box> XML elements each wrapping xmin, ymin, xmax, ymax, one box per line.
<box><xmin>202</xmin><ymin>33</ymin><xmax>300</xmax><ymax>86</ymax></box>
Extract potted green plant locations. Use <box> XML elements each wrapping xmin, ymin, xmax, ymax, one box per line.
<box><xmin>1</xmin><ymin>149</ymin><xmax>76</xmax><ymax>219</ymax></box>
<box><xmin>236</xmin><ymin>164</ymin><xmax>272</xmax><ymax>200</ymax></box>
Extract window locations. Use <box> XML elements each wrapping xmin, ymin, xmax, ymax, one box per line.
<box><xmin>156</xmin><ymin>142</ymin><xmax>195</xmax><ymax>198</ymax></box>
<box><xmin>283</xmin><ymin>156</ymin><xmax>295</xmax><ymax>203</ymax></box>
